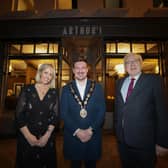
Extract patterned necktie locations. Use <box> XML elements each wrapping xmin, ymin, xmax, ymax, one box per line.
<box><xmin>126</xmin><ymin>78</ymin><xmax>135</xmax><ymax>101</ymax></box>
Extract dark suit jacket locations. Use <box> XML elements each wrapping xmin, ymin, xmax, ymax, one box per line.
<box><xmin>114</xmin><ymin>73</ymin><xmax>168</xmax><ymax>149</ymax></box>
<box><xmin>60</xmin><ymin>79</ymin><xmax>106</xmax><ymax>160</ymax></box>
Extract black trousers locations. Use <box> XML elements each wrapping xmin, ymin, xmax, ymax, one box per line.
<box><xmin>118</xmin><ymin>143</ymin><xmax>156</xmax><ymax>168</ymax></box>
<box><xmin>71</xmin><ymin>160</ymin><xmax>96</xmax><ymax>168</ymax></box>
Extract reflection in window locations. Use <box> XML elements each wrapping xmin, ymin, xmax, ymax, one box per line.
<box><xmin>132</xmin><ymin>43</ymin><xmax>145</xmax><ymax>53</ymax></box>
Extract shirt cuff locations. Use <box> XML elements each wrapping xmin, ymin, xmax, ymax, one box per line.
<box><xmin>89</xmin><ymin>126</ymin><xmax>95</xmax><ymax>132</ymax></box>
<box><xmin>73</xmin><ymin>128</ymin><xmax>80</xmax><ymax>136</ymax></box>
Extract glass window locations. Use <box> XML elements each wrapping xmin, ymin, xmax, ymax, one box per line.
<box><xmin>106</xmin><ymin>43</ymin><xmax>116</xmax><ymax>53</ymax></box>
<box><xmin>16</xmin><ymin>0</ymin><xmax>34</xmax><ymax>11</ymax></box>
<box><xmin>58</xmin><ymin>0</ymin><xmax>72</xmax><ymax>9</ymax></box>
<box><xmin>9</xmin><ymin>43</ymin><xmax>59</xmax><ymax>55</ymax></box>
<box><xmin>106</xmin><ymin>58</ymin><xmax>124</xmax><ymax>76</ymax></box>
<box><xmin>6</xmin><ymin>58</ymin><xmax>58</xmax><ymax>110</ymax></box>
<box><xmin>146</xmin><ymin>43</ymin><xmax>159</xmax><ymax>53</ymax></box>
<box><xmin>106</xmin><ymin>57</ymin><xmax>159</xmax><ymax>76</ymax></box>
<box><xmin>6</xmin><ymin>41</ymin><xmax>60</xmax><ymax>111</ymax></box>
<box><xmin>35</xmin><ymin>43</ymin><xmax>48</xmax><ymax>54</ymax></box>
<box><xmin>49</xmin><ymin>43</ymin><xmax>59</xmax><ymax>53</ymax></box>
<box><xmin>96</xmin><ymin>60</ymin><xmax>102</xmax><ymax>82</ymax></box>
<box><xmin>9</xmin><ymin>44</ymin><xmax>21</xmax><ymax>55</ymax></box>
<box><xmin>22</xmin><ymin>44</ymin><xmax>34</xmax><ymax>54</ymax></box>
<box><xmin>62</xmin><ymin>60</ymin><xmax>70</xmax><ymax>86</ymax></box>
<box><xmin>142</xmin><ymin>58</ymin><xmax>159</xmax><ymax>74</ymax></box>
<box><xmin>117</xmin><ymin>42</ymin><xmax>130</xmax><ymax>53</ymax></box>
<box><xmin>105</xmin><ymin>41</ymin><xmax>160</xmax><ymax>54</ymax></box>
<box><xmin>105</xmin><ymin>57</ymin><xmax>159</xmax><ymax>113</ymax></box>
<box><xmin>105</xmin><ymin>58</ymin><xmax>124</xmax><ymax>112</ymax></box>
<box><xmin>132</xmin><ymin>43</ymin><xmax>145</xmax><ymax>53</ymax></box>
<box><xmin>55</xmin><ymin>0</ymin><xmax>77</xmax><ymax>9</ymax></box>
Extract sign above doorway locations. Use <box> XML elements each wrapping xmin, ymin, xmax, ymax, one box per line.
<box><xmin>62</xmin><ymin>25</ymin><xmax>102</xmax><ymax>36</ymax></box>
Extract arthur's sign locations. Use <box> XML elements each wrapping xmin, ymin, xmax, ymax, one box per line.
<box><xmin>62</xmin><ymin>25</ymin><xmax>102</xmax><ymax>36</ymax></box>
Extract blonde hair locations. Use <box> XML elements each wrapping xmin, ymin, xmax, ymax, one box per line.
<box><xmin>124</xmin><ymin>52</ymin><xmax>143</xmax><ymax>65</ymax></box>
<box><xmin>35</xmin><ymin>64</ymin><xmax>55</xmax><ymax>88</ymax></box>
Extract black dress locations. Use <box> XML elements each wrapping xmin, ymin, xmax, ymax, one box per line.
<box><xmin>15</xmin><ymin>84</ymin><xmax>59</xmax><ymax>168</ymax></box>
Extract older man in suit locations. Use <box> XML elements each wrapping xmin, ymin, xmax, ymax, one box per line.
<box><xmin>60</xmin><ymin>56</ymin><xmax>106</xmax><ymax>168</ymax></box>
<box><xmin>114</xmin><ymin>53</ymin><xmax>168</xmax><ymax>168</ymax></box>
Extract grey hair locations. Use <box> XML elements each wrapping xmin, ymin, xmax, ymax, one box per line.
<box><xmin>35</xmin><ymin>64</ymin><xmax>55</xmax><ymax>88</ymax></box>
<box><xmin>124</xmin><ymin>52</ymin><xmax>143</xmax><ymax>64</ymax></box>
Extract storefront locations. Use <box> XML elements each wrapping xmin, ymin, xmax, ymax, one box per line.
<box><xmin>0</xmin><ymin>17</ymin><xmax>168</xmax><ymax>130</ymax></box>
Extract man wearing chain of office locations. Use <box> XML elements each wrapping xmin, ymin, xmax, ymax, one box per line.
<box><xmin>61</xmin><ymin>56</ymin><xmax>106</xmax><ymax>168</ymax></box>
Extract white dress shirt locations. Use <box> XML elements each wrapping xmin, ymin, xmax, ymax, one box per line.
<box><xmin>76</xmin><ymin>78</ymin><xmax>87</xmax><ymax>100</ymax></box>
<box><xmin>121</xmin><ymin>73</ymin><xmax>141</xmax><ymax>102</ymax></box>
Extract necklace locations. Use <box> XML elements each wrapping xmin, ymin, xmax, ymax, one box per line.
<box><xmin>70</xmin><ymin>80</ymin><xmax>95</xmax><ymax>118</ymax></box>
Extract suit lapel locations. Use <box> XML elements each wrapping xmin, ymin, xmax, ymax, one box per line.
<box><xmin>84</xmin><ymin>79</ymin><xmax>91</xmax><ymax>99</ymax></box>
<box><xmin>71</xmin><ymin>80</ymin><xmax>82</xmax><ymax>100</ymax></box>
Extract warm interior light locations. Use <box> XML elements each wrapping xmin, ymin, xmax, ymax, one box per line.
<box><xmin>155</xmin><ymin>65</ymin><xmax>159</xmax><ymax>73</ymax></box>
<box><xmin>106</xmin><ymin>43</ymin><xmax>116</xmax><ymax>53</ymax></box>
<box><xmin>118</xmin><ymin>43</ymin><xmax>130</xmax><ymax>53</ymax></box>
<box><xmin>59</xmin><ymin>0</ymin><xmax>72</xmax><ymax>9</ymax></box>
<box><xmin>114</xmin><ymin>64</ymin><xmax>125</xmax><ymax>75</ymax></box>
<box><xmin>132</xmin><ymin>43</ymin><xmax>145</xmax><ymax>53</ymax></box>
<box><xmin>35</xmin><ymin>43</ymin><xmax>48</xmax><ymax>53</ymax></box>
<box><xmin>9</xmin><ymin>64</ymin><xmax>12</xmax><ymax>72</ymax></box>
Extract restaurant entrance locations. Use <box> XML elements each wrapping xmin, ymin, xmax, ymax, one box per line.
<box><xmin>0</xmin><ymin>38</ymin><xmax>165</xmax><ymax>133</ymax></box>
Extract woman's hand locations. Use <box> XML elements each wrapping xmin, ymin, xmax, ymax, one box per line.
<box><xmin>38</xmin><ymin>125</ymin><xmax>54</xmax><ymax>147</ymax></box>
<box><xmin>20</xmin><ymin>126</ymin><xmax>39</xmax><ymax>146</ymax></box>
<box><xmin>26</xmin><ymin>134</ymin><xmax>39</xmax><ymax>146</ymax></box>
<box><xmin>38</xmin><ymin>132</ymin><xmax>50</xmax><ymax>147</ymax></box>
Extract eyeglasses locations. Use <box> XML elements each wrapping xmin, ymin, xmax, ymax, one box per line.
<box><xmin>125</xmin><ymin>59</ymin><xmax>140</xmax><ymax>65</ymax></box>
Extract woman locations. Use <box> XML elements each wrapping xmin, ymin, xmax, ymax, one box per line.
<box><xmin>15</xmin><ymin>64</ymin><xmax>59</xmax><ymax>168</ymax></box>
